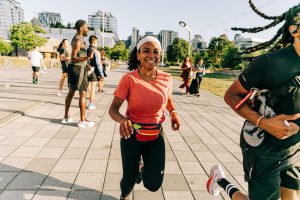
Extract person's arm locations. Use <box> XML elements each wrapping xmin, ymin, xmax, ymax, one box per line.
<box><xmin>182</xmin><ymin>63</ymin><xmax>191</xmax><ymax>70</ymax></box>
<box><xmin>224</xmin><ymin>79</ymin><xmax>300</xmax><ymax>139</ymax></box>
<box><xmin>71</xmin><ymin>39</ymin><xmax>94</xmax><ymax>63</ymax></box>
<box><xmin>166</xmin><ymin>93</ymin><xmax>180</xmax><ymax>131</ymax></box>
<box><xmin>40</xmin><ymin>58</ymin><xmax>45</xmax><ymax>68</ymax></box>
<box><xmin>38</xmin><ymin>53</ymin><xmax>45</xmax><ymax>68</ymax></box>
<box><xmin>60</xmin><ymin>50</ymin><xmax>71</xmax><ymax>61</ymax></box>
<box><xmin>109</xmin><ymin>96</ymin><xmax>133</xmax><ymax>139</ymax></box>
<box><xmin>198</xmin><ymin>65</ymin><xmax>204</xmax><ymax>73</ymax></box>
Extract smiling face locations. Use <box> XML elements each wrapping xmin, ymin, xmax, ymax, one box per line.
<box><xmin>137</xmin><ymin>42</ymin><xmax>161</xmax><ymax>70</ymax></box>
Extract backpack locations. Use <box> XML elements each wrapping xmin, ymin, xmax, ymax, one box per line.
<box><xmin>241</xmin><ymin>75</ymin><xmax>300</xmax><ymax>147</ymax></box>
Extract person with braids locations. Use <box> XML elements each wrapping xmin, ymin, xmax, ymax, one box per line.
<box><xmin>109</xmin><ymin>36</ymin><xmax>180</xmax><ymax>200</ymax></box>
<box><xmin>57</xmin><ymin>39</ymin><xmax>71</xmax><ymax>97</ymax></box>
<box><xmin>61</xmin><ymin>20</ymin><xmax>95</xmax><ymax>128</ymax></box>
<box><xmin>207</xmin><ymin>3</ymin><xmax>300</xmax><ymax>200</ymax></box>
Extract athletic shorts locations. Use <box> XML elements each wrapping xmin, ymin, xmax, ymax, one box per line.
<box><xmin>32</xmin><ymin>66</ymin><xmax>40</xmax><ymax>72</ymax></box>
<box><xmin>62</xmin><ymin>64</ymin><xmax>68</xmax><ymax>73</ymax></box>
<box><xmin>88</xmin><ymin>72</ymin><xmax>98</xmax><ymax>82</ymax></box>
<box><xmin>68</xmin><ymin>64</ymin><xmax>88</xmax><ymax>91</ymax></box>
<box><xmin>243</xmin><ymin>148</ymin><xmax>300</xmax><ymax>200</ymax></box>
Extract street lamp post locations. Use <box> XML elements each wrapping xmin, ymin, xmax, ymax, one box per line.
<box><xmin>161</xmin><ymin>49</ymin><xmax>164</xmax><ymax>67</ymax></box>
<box><xmin>179</xmin><ymin>21</ymin><xmax>192</xmax><ymax>56</ymax></box>
<box><xmin>102</xmin><ymin>11</ymin><xmax>105</xmax><ymax>48</ymax></box>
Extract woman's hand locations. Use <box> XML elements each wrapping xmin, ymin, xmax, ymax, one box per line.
<box><xmin>260</xmin><ymin>114</ymin><xmax>300</xmax><ymax>139</ymax></box>
<box><xmin>119</xmin><ymin>118</ymin><xmax>133</xmax><ymax>139</ymax></box>
<box><xmin>109</xmin><ymin>96</ymin><xmax>133</xmax><ymax>139</ymax></box>
<box><xmin>171</xmin><ymin>112</ymin><xmax>180</xmax><ymax>131</ymax></box>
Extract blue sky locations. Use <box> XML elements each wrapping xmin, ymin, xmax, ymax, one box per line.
<box><xmin>18</xmin><ymin>0</ymin><xmax>299</xmax><ymax>42</ymax></box>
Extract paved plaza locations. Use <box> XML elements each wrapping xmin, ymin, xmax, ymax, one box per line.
<box><xmin>0</xmin><ymin>66</ymin><xmax>247</xmax><ymax>200</ymax></box>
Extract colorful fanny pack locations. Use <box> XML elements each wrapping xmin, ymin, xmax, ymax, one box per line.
<box><xmin>132</xmin><ymin>122</ymin><xmax>162</xmax><ymax>142</ymax></box>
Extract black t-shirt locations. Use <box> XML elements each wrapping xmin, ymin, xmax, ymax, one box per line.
<box><xmin>58</xmin><ymin>47</ymin><xmax>69</xmax><ymax>68</ymax></box>
<box><xmin>238</xmin><ymin>45</ymin><xmax>300</xmax><ymax>154</ymax></box>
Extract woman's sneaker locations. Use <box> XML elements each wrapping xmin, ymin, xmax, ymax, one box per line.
<box><xmin>207</xmin><ymin>164</ymin><xmax>225</xmax><ymax>197</ymax></box>
<box><xmin>61</xmin><ymin>117</ymin><xmax>74</xmax><ymax>124</ymax></box>
<box><xmin>78</xmin><ymin>120</ymin><xmax>95</xmax><ymax>128</ymax></box>
<box><xmin>119</xmin><ymin>195</ymin><xmax>129</xmax><ymax>200</ymax></box>
<box><xmin>57</xmin><ymin>90</ymin><xmax>66</xmax><ymax>97</ymax></box>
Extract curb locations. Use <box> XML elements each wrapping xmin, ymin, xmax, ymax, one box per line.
<box><xmin>0</xmin><ymin>101</ymin><xmax>45</xmax><ymax>128</ymax></box>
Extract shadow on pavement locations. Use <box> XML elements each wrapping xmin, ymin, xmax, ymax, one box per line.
<box><xmin>0</xmin><ymin>163</ymin><xmax>118</xmax><ymax>200</ymax></box>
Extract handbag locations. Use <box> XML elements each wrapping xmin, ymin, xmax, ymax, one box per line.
<box><xmin>132</xmin><ymin>122</ymin><xmax>162</xmax><ymax>142</ymax></box>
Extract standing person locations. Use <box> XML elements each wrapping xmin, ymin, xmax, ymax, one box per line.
<box><xmin>57</xmin><ymin>39</ymin><xmax>71</xmax><ymax>97</ymax></box>
<box><xmin>62</xmin><ymin>19</ymin><xmax>95</xmax><ymax>128</ymax></box>
<box><xmin>192</xmin><ymin>58</ymin><xmax>205</xmax><ymax>97</ymax></box>
<box><xmin>109</xmin><ymin>36</ymin><xmax>180</xmax><ymax>200</ymax></box>
<box><xmin>28</xmin><ymin>46</ymin><xmax>45</xmax><ymax>84</ymax></box>
<box><xmin>179</xmin><ymin>56</ymin><xmax>192</xmax><ymax>94</ymax></box>
<box><xmin>99</xmin><ymin>48</ymin><xmax>108</xmax><ymax>93</ymax></box>
<box><xmin>207</xmin><ymin>3</ymin><xmax>300</xmax><ymax>200</ymax></box>
<box><xmin>86</xmin><ymin>35</ymin><xmax>105</xmax><ymax>110</ymax></box>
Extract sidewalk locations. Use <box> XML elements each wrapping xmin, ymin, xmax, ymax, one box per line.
<box><xmin>0</xmin><ymin>66</ymin><xmax>246</xmax><ymax>200</ymax></box>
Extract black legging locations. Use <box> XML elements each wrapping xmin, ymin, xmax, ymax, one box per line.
<box><xmin>120</xmin><ymin>134</ymin><xmax>165</xmax><ymax>197</ymax></box>
<box><xmin>195</xmin><ymin>74</ymin><xmax>203</xmax><ymax>94</ymax></box>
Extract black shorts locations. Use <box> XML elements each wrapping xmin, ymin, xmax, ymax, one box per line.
<box><xmin>88</xmin><ymin>72</ymin><xmax>98</xmax><ymax>82</ymax></box>
<box><xmin>68</xmin><ymin>64</ymin><xmax>88</xmax><ymax>91</ymax></box>
<box><xmin>62</xmin><ymin>64</ymin><xmax>68</xmax><ymax>73</ymax></box>
<box><xmin>32</xmin><ymin>66</ymin><xmax>40</xmax><ymax>72</ymax></box>
<box><xmin>243</xmin><ymin>147</ymin><xmax>300</xmax><ymax>200</ymax></box>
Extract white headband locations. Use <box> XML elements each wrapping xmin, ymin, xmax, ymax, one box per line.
<box><xmin>137</xmin><ymin>36</ymin><xmax>161</xmax><ymax>51</ymax></box>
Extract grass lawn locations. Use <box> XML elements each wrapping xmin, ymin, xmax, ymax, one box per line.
<box><xmin>0</xmin><ymin>56</ymin><xmax>30</xmax><ymax>68</ymax></box>
<box><xmin>159</xmin><ymin>66</ymin><xmax>236</xmax><ymax>97</ymax></box>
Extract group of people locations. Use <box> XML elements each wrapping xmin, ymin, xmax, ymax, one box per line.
<box><xmin>108</xmin><ymin>3</ymin><xmax>300</xmax><ymax>200</ymax></box>
<box><xmin>27</xmin><ymin>3</ymin><xmax>300</xmax><ymax>199</ymax></box>
<box><xmin>179</xmin><ymin>56</ymin><xmax>205</xmax><ymax>97</ymax></box>
<box><xmin>59</xmin><ymin>20</ymin><xmax>111</xmax><ymax>128</ymax></box>
<box><xmin>29</xmin><ymin>19</ymin><xmax>109</xmax><ymax>128</ymax></box>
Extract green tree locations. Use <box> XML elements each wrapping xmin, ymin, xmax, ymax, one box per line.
<box><xmin>207</xmin><ymin>36</ymin><xmax>233</xmax><ymax>69</ymax></box>
<box><xmin>166</xmin><ymin>38</ymin><xmax>189</xmax><ymax>64</ymax></box>
<box><xmin>221</xmin><ymin>46</ymin><xmax>241</xmax><ymax>69</ymax></box>
<box><xmin>67</xmin><ymin>22</ymin><xmax>72</xmax><ymax>29</ymax></box>
<box><xmin>97</xmin><ymin>46</ymin><xmax>112</xmax><ymax>59</ymax></box>
<box><xmin>103</xmin><ymin>46</ymin><xmax>112</xmax><ymax>58</ymax></box>
<box><xmin>110</xmin><ymin>41</ymin><xmax>128</xmax><ymax>60</ymax></box>
<box><xmin>9</xmin><ymin>23</ymin><xmax>47</xmax><ymax>54</ymax></box>
<box><xmin>50</xmin><ymin>22</ymin><xmax>65</xmax><ymax>28</ymax></box>
<box><xmin>0</xmin><ymin>37</ymin><xmax>13</xmax><ymax>55</ymax></box>
<box><xmin>192</xmin><ymin>50</ymin><xmax>209</xmax><ymax>65</ymax></box>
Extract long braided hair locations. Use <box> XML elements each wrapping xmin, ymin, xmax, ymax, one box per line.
<box><xmin>232</xmin><ymin>0</ymin><xmax>300</xmax><ymax>55</ymax></box>
<box><xmin>127</xmin><ymin>47</ymin><xmax>140</xmax><ymax>71</ymax></box>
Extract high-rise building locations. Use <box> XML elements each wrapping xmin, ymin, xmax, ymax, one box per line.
<box><xmin>233</xmin><ymin>34</ymin><xmax>266</xmax><ymax>51</ymax></box>
<box><xmin>0</xmin><ymin>0</ymin><xmax>24</xmax><ymax>39</ymax></box>
<box><xmin>88</xmin><ymin>10</ymin><xmax>118</xmax><ymax>37</ymax></box>
<box><xmin>158</xmin><ymin>30</ymin><xmax>178</xmax><ymax>52</ymax></box>
<box><xmin>37</xmin><ymin>27</ymin><xmax>116</xmax><ymax>48</ymax></box>
<box><xmin>129</xmin><ymin>27</ymin><xmax>140</xmax><ymax>52</ymax></box>
<box><xmin>191</xmin><ymin>35</ymin><xmax>207</xmax><ymax>49</ymax></box>
<box><xmin>38</xmin><ymin>11</ymin><xmax>62</xmax><ymax>26</ymax></box>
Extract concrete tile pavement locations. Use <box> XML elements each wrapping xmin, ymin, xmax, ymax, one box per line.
<box><xmin>0</xmin><ymin>66</ymin><xmax>246</xmax><ymax>199</ymax></box>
